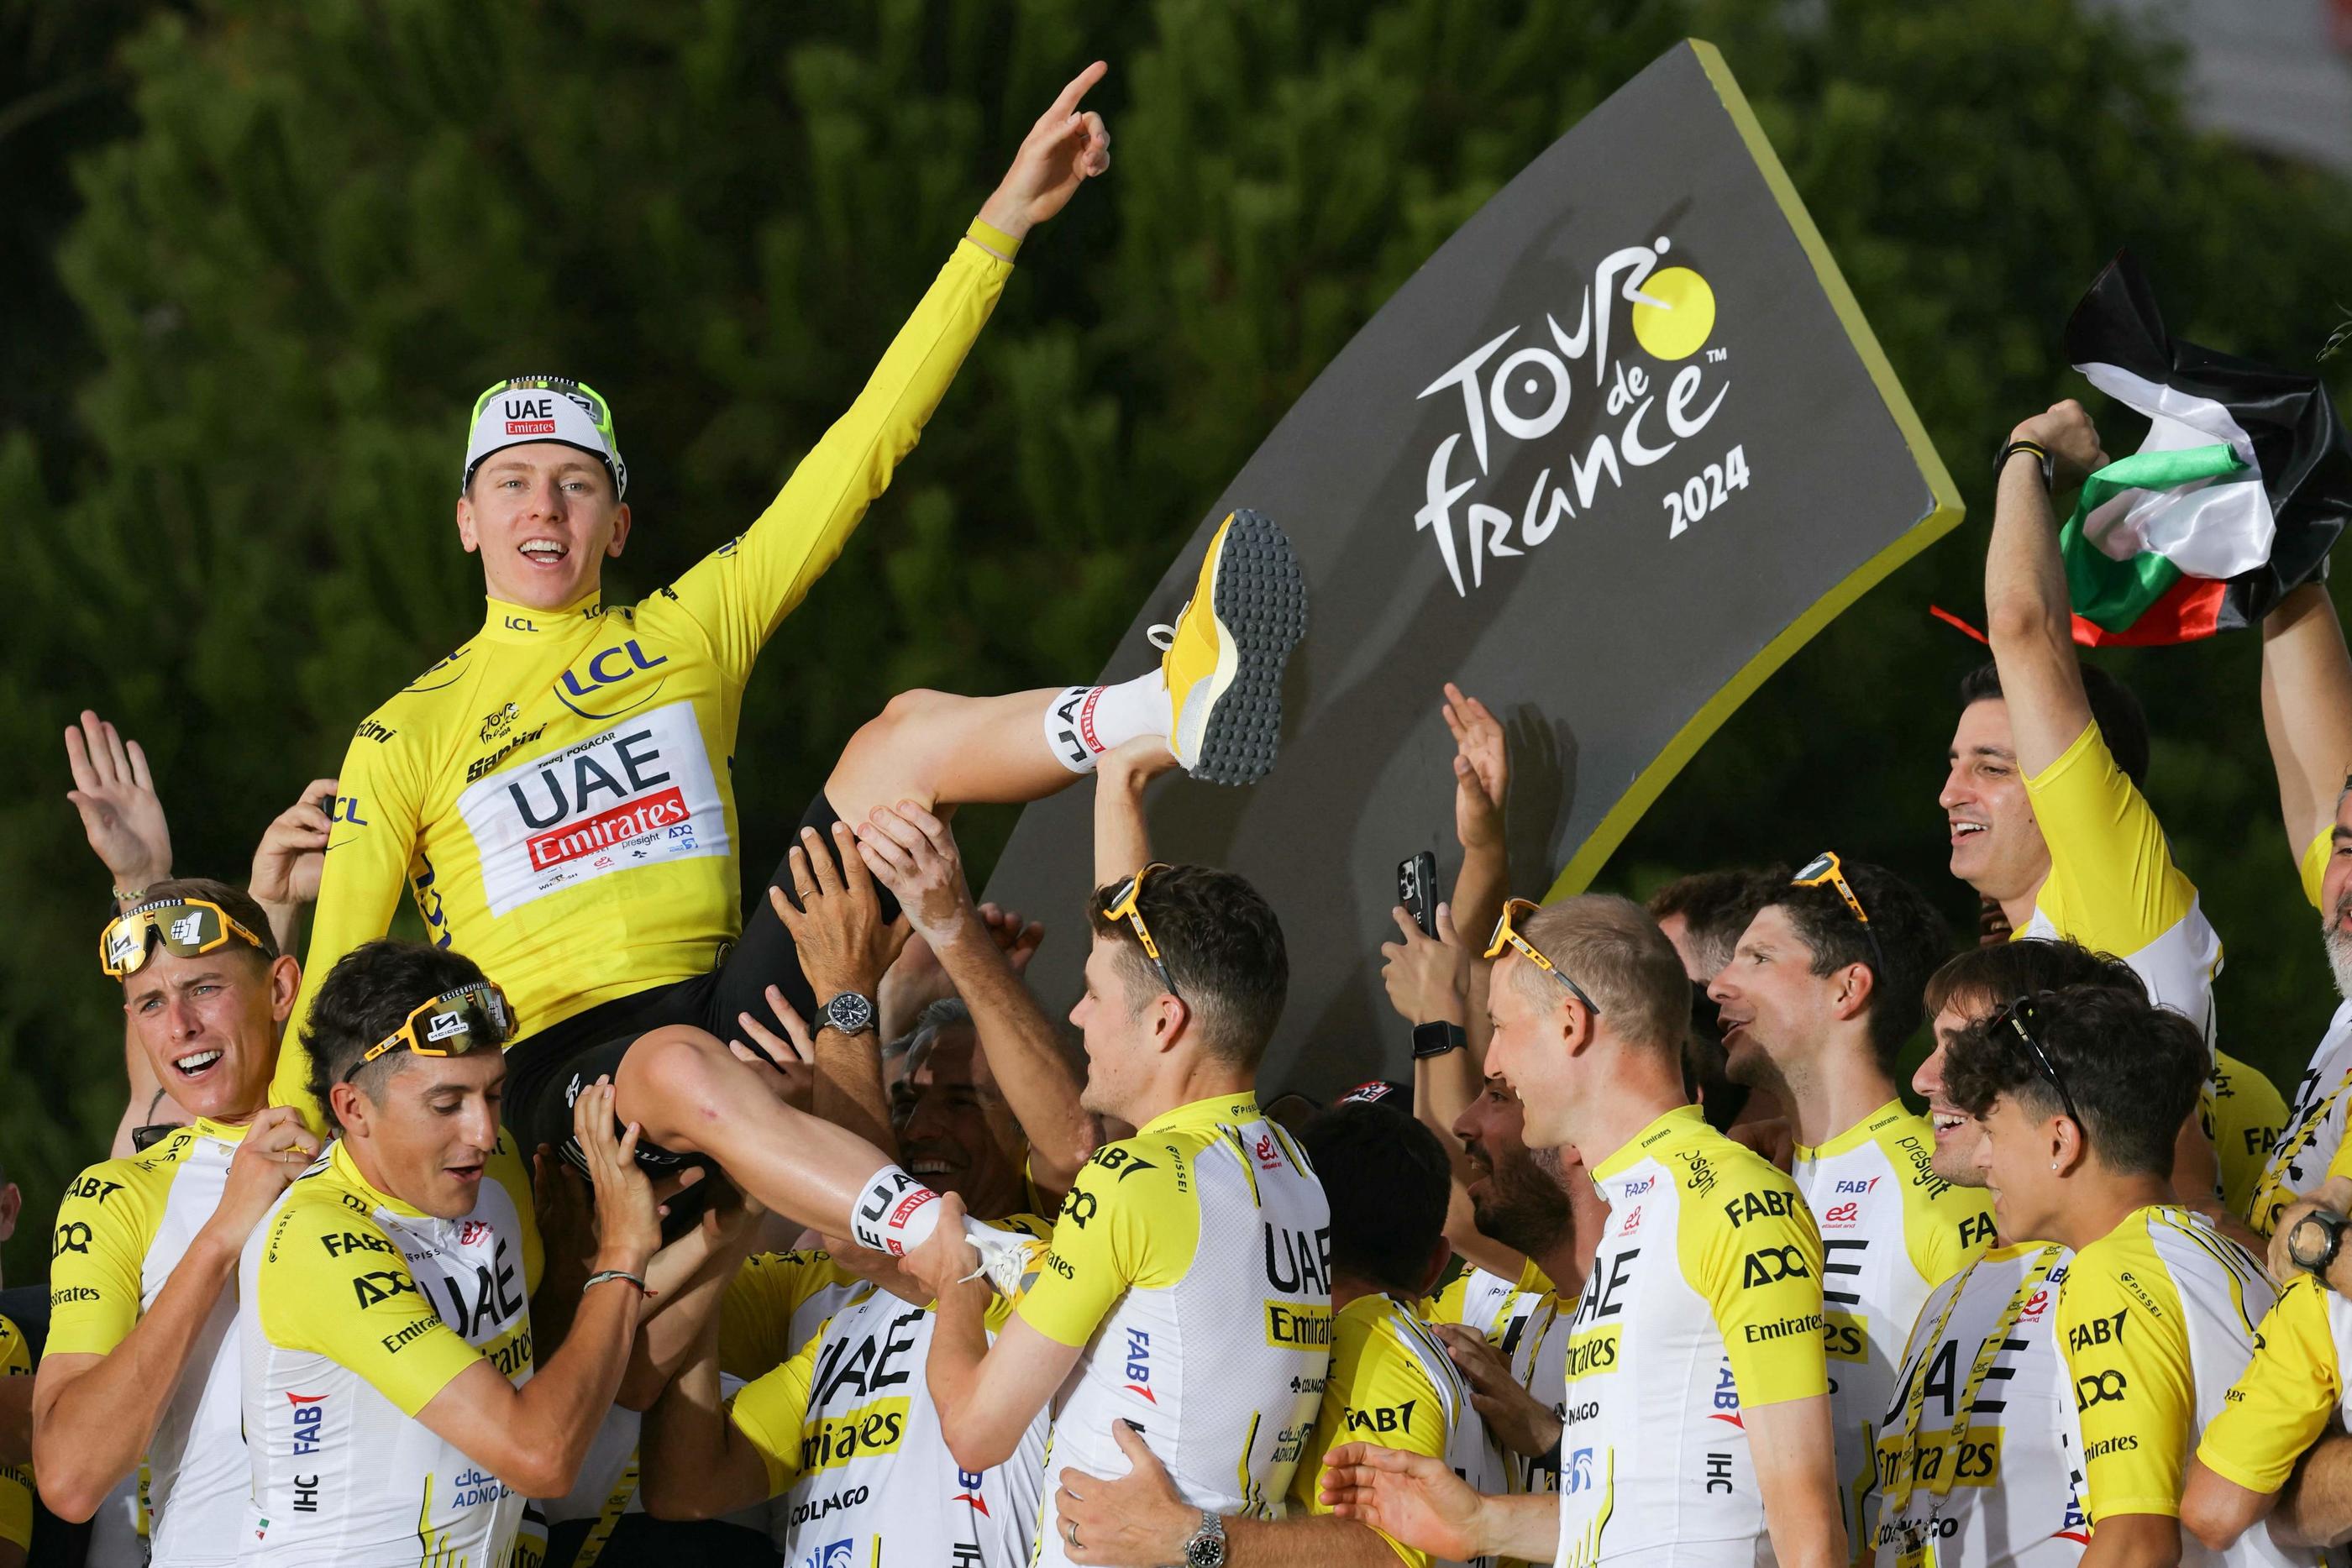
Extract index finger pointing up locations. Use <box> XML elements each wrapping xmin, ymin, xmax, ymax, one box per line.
<box><xmin>1045</xmin><ymin>60</ymin><xmax>1109</xmax><ymax>124</ymax></box>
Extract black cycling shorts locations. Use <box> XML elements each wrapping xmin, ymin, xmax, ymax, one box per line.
<box><xmin>501</xmin><ymin>789</ymin><xmax>898</xmax><ymax>1173</ymax></box>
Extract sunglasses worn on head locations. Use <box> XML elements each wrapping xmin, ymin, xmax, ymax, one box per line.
<box><xmin>346</xmin><ymin>983</ymin><xmax>516</xmax><ymax>1082</ymax></box>
<box><xmin>101</xmin><ymin>899</ymin><xmax>269</xmax><ymax>979</ymax></box>
<box><xmin>1104</xmin><ymin>864</ymin><xmax>1184</xmax><ymax>1004</ymax></box>
<box><xmin>1483</xmin><ymin>898</ymin><xmax>1603</xmax><ymax>1017</ymax></box>
<box><xmin>1792</xmin><ymin>850</ymin><xmax>1887</xmax><ymax>978</ymax></box>
<box><xmin>1991</xmin><ymin>994</ymin><xmax>2084</xmax><ymax>1133</ymax></box>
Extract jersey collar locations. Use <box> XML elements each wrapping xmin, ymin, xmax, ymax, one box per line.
<box><xmin>188</xmin><ymin>1115</ymin><xmax>250</xmax><ymax>1145</ymax></box>
<box><xmin>1791</xmin><ymin>1097</ymin><xmax>1909</xmax><ymax>1163</ymax></box>
<box><xmin>1137</xmin><ymin>1090</ymin><xmax>1263</xmax><ymax>1136</ymax></box>
<box><xmin>327</xmin><ymin>1137</ymin><xmax>431</xmax><ymax>1219</ymax></box>
<box><xmin>1591</xmin><ymin>1103</ymin><xmax>1709</xmax><ymax>1182</ymax></box>
<box><xmin>480</xmin><ymin>589</ymin><xmax>605</xmax><ymax>645</ymax></box>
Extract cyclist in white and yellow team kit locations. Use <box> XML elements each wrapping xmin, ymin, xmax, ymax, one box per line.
<box><xmin>905</xmin><ymin>863</ymin><xmax>1329</xmax><ymax>1568</ymax></box>
<box><xmin>1052</xmin><ymin>1100</ymin><xmax>1503</xmax><ymax>1568</ymax></box>
<box><xmin>239</xmin><ymin>941</ymin><xmax>659</xmax><ymax>1567</ymax></box>
<box><xmin>1709</xmin><ymin>856</ymin><xmax>1993</xmax><ymax>1555</ymax></box>
<box><xmin>1945</xmin><ymin>982</ymin><xmax>2305</xmax><ymax>1568</ymax></box>
<box><xmin>1323</xmin><ymin>897</ymin><xmax>1845</xmax><ymax>1568</ymax></box>
<box><xmin>1418</xmin><ymin>1076</ymin><xmax>1608</xmax><ymax>1508</ymax></box>
<box><xmin>2240</xmin><ymin>585</ymin><xmax>2352</xmax><ymax>1249</ymax></box>
<box><xmin>1956</xmin><ymin>399</ymin><xmax>2284</xmax><ymax>1227</ymax></box>
<box><xmin>1866</xmin><ymin>940</ymin><xmax>2148</xmax><ymax>1568</ymax></box>
<box><xmin>34</xmin><ymin>882</ymin><xmax>321</xmax><ymax>1566</ymax></box>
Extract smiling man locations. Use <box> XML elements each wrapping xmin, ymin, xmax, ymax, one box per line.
<box><xmin>33</xmin><ymin>880</ymin><xmax>319</xmax><ymax>1566</ymax></box>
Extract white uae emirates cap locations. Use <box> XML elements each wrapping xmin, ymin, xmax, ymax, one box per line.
<box><xmin>460</xmin><ymin>374</ymin><xmax>627</xmax><ymax>499</ymax></box>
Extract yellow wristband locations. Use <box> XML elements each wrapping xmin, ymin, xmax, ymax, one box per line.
<box><xmin>965</xmin><ymin>218</ymin><xmax>1022</xmax><ymax>263</ymax></box>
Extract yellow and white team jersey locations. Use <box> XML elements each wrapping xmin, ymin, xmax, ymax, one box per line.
<box><xmin>2018</xmin><ymin>721</ymin><xmax>2286</xmax><ymax>1215</ymax></box>
<box><xmin>1016</xmin><ymin>1093</ymin><xmax>1331</xmax><ymax>1568</ymax></box>
<box><xmin>239</xmin><ymin>1133</ymin><xmax>543</xmax><ymax>1567</ymax></box>
<box><xmin>272</xmin><ymin>223</ymin><xmax>1021</xmax><ymax>1131</ymax></box>
<box><xmin>2199</xmin><ymin>1274</ymin><xmax>2352</xmax><ymax>1534</ymax></box>
<box><xmin>1422</xmin><ymin>1258</ymin><xmax>1568</xmax><ymax>1497</ymax></box>
<box><xmin>1868</xmin><ymin>1243</ymin><xmax>2087</xmax><ymax>1567</ymax></box>
<box><xmin>726</xmin><ymin>1214</ymin><xmax>1057</xmax><ymax>1568</ymax></box>
<box><xmin>1792</xmin><ymin>1100</ymin><xmax>1995</xmax><ymax>1552</ymax></box>
<box><xmin>2058</xmin><ymin>1205</ymin><xmax>2303</xmax><ymax>1568</ymax></box>
<box><xmin>1563</xmin><ymin>1105</ymin><xmax>1831</xmax><ymax>1568</ymax></box>
<box><xmin>0</xmin><ymin>1314</ymin><xmax>33</xmax><ymax>1557</ymax></box>
<box><xmin>719</xmin><ymin>1247</ymin><xmax>869</xmax><ymax>1377</ymax></box>
<box><xmin>48</xmin><ymin>1120</ymin><xmax>258</xmax><ymax>1566</ymax></box>
<box><xmin>1292</xmin><ymin>1293</ymin><xmax>1501</xmax><ymax>1568</ymax></box>
<box><xmin>2251</xmin><ymin>832</ymin><xmax>2352</xmax><ymax>1235</ymax></box>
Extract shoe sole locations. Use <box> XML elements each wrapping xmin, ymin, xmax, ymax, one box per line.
<box><xmin>1187</xmin><ymin>509</ymin><xmax>1307</xmax><ymax>786</ymax></box>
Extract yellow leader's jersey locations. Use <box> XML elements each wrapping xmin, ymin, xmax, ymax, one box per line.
<box><xmin>1422</xmin><ymin>1257</ymin><xmax>1569</xmax><ymax>1499</ymax></box>
<box><xmin>0</xmin><ymin>1314</ymin><xmax>31</xmax><ymax>1555</ymax></box>
<box><xmin>1790</xmin><ymin>1099</ymin><xmax>1994</xmax><ymax>1555</ymax></box>
<box><xmin>1292</xmin><ymin>1292</ymin><xmax>1501</xmax><ymax>1568</ymax></box>
<box><xmin>48</xmin><ymin>1120</ymin><xmax>256</xmax><ymax>1567</ymax></box>
<box><xmin>2056</xmin><ymin>1205</ymin><xmax>2303</xmax><ymax>1568</ymax></box>
<box><xmin>239</xmin><ymin>1135</ymin><xmax>543</xmax><ymax>1568</ymax></box>
<box><xmin>2018</xmin><ymin>721</ymin><xmax>2286</xmax><ymax>1217</ymax></box>
<box><xmin>2198</xmin><ymin>1275</ymin><xmax>2352</xmax><ymax>1521</ymax></box>
<box><xmin>1566</xmin><ymin>1105</ymin><xmax>1832</xmax><ymax>1568</ymax></box>
<box><xmin>724</xmin><ymin>1214</ymin><xmax>1054</xmax><ymax>1568</ymax></box>
<box><xmin>272</xmin><ymin>221</ymin><xmax>1021</xmax><ymax>1130</ymax></box>
<box><xmin>718</xmin><ymin>1246</ymin><xmax>869</xmax><ymax>1378</ymax></box>
<box><xmin>1016</xmin><ymin>1093</ymin><xmax>1331</xmax><ymax>1568</ymax></box>
<box><xmin>2260</xmin><ymin>831</ymin><xmax>2352</xmax><ymax>1230</ymax></box>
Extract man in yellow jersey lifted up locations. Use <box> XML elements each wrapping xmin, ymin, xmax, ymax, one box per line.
<box><xmin>276</xmin><ymin>64</ymin><xmax>1315</xmax><ymax>1211</ymax></box>
<box><xmin>1322</xmin><ymin>896</ymin><xmax>1847</xmax><ymax>1568</ymax></box>
<box><xmin>1707</xmin><ymin>852</ymin><xmax>1992</xmax><ymax>1556</ymax></box>
<box><xmin>1949</xmin><ymin>398</ymin><xmax>2284</xmax><ymax>1227</ymax></box>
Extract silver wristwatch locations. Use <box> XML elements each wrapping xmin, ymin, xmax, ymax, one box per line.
<box><xmin>821</xmin><ymin>991</ymin><xmax>877</xmax><ymax>1036</ymax></box>
<box><xmin>1177</xmin><ymin>1511</ymin><xmax>1226</xmax><ymax>1568</ymax></box>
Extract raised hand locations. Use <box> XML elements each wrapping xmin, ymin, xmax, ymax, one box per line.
<box><xmin>853</xmin><ymin>801</ymin><xmax>975</xmax><ymax>947</ymax></box>
<box><xmin>730</xmin><ymin>984</ymin><xmax>816</xmax><ymax>1113</ymax></box>
<box><xmin>572</xmin><ymin>1078</ymin><xmax>660</xmax><ymax>1275</ymax></box>
<box><xmin>250</xmin><ymin>779</ymin><xmax>338</xmax><ymax>910</ymax></box>
<box><xmin>770</xmin><ymin>821</ymin><xmax>911</xmax><ymax>1002</ymax></box>
<box><xmin>2011</xmin><ymin>398</ymin><xmax>2108</xmax><ymax>490</ymax></box>
<box><xmin>1441</xmin><ymin>684</ymin><xmax>1507</xmax><ymax>852</ymax></box>
<box><xmin>1380</xmin><ymin>903</ymin><xmax>1467</xmax><ymax>1026</ymax></box>
<box><xmin>978</xmin><ymin>61</ymin><xmax>1111</xmax><ymax>240</ymax></box>
<box><xmin>978</xmin><ymin>904</ymin><xmax>1047</xmax><ymax>974</ymax></box>
<box><xmin>65</xmin><ymin>710</ymin><xmax>172</xmax><ymax>895</ymax></box>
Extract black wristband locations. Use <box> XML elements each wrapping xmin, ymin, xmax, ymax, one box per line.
<box><xmin>1995</xmin><ymin>438</ymin><xmax>2054</xmax><ymax>490</ymax></box>
<box><xmin>1412</xmin><ymin>1020</ymin><xmax>1467</xmax><ymax>1060</ymax></box>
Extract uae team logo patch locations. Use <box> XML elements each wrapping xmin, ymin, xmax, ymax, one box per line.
<box><xmin>984</xmin><ymin>40</ymin><xmax>1959</xmax><ymax>1088</ymax></box>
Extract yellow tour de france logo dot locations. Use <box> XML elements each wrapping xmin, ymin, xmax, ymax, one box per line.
<box><xmin>1630</xmin><ymin>266</ymin><xmax>1715</xmax><ymax>361</ymax></box>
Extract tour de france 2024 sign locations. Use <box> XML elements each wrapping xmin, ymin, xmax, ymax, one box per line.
<box><xmin>982</xmin><ymin>40</ymin><xmax>1960</xmax><ymax>1086</ymax></box>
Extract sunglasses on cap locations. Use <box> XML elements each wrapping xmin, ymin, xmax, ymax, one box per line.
<box><xmin>1989</xmin><ymin>994</ymin><xmax>2084</xmax><ymax>1133</ymax></box>
<box><xmin>1103</xmin><ymin>863</ymin><xmax>1184</xmax><ymax>1004</ymax></box>
<box><xmin>345</xmin><ymin>983</ymin><xmax>517</xmax><ymax>1082</ymax></box>
<box><xmin>101</xmin><ymin>899</ymin><xmax>269</xmax><ymax>979</ymax></box>
<box><xmin>1791</xmin><ymin>851</ymin><xmax>1887</xmax><ymax>978</ymax></box>
<box><xmin>1483</xmin><ymin>898</ymin><xmax>1603</xmax><ymax>1017</ymax></box>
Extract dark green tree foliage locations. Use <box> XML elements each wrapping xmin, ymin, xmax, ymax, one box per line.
<box><xmin>1</xmin><ymin>0</ymin><xmax>2348</xmax><ymax>1274</ymax></box>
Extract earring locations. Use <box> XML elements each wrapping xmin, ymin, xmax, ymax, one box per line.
<box><xmin>2050</xmin><ymin>1162</ymin><xmax>2058</xmax><ymax>1170</ymax></box>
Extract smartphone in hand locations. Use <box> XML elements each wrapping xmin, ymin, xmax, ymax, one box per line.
<box><xmin>1397</xmin><ymin>851</ymin><xmax>1440</xmax><ymax>938</ymax></box>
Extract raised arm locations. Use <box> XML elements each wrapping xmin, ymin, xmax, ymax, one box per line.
<box><xmin>664</xmin><ymin>64</ymin><xmax>1111</xmax><ymax>680</ymax></box>
<box><xmin>770</xmin><ymin>820</ymin><xmax>911</xmax><ymax>1156</ymax></box>
<box><xmin>1442</xmin><ymin>684</ymin><xmax>1510</xmax><ymax>946</ymax></box>
<box><xmin>1093</xmin><ymin>736</ymin><xmax>1176</xmax><ymax>888</ymax></box>
<box><xmin>248</xmin><ymin>779</ymin><xmax>337</xmax><ymax>957</ymax></box>
<box><xmin>856</xmin><ymin>802</ymin><xmax>1094</xmax><ymax>1197</ymax></box>
<box><xmin>1985</xmin><ymin>400</ymin><xmax>2109</xmax><ymax>775</ymax></box>
<box><xmin>637</xmin><ymin>1283</ymin><xmax>774</xmax><ymax>1521</ymax></box>
<box><xmin>63</xmin><ymin>710</ymin><xmax>173</xmax><ymax>909</ymax></box>
<box><xmin>34</xmin><ymin>1108</ymin><xmax>316</xmax><ymax>1519</ymax></box>
<box><xmin>2261</xmin><ymin>584</ymin><xmax>2352</xmax><ymax>867</ymax></box>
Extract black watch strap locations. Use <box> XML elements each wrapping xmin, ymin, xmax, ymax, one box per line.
<box><xmin>1412</xmin><ymin>1020</ymin><xmax>1467</xmax><ymax>1060</ymax></box>
<box><xmin>1995</xmin><ymin>438</ymin><xmax>2055</xmax><ymax>490</ymax></box>
<box><xmin>2294</xmin><ymin>1209</ymin><xmax>2350</xmax><ymax>1276</ymax></box>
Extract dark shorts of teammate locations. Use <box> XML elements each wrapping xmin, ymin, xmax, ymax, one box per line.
<box><xmin>502</xmin><ymin>789</ymin><xmax>898</xmax><ymax>1177</ymax></box>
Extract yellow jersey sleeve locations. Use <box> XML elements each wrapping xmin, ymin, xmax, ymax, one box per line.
<box><xmin>2304</xmin><ymin>826</ymin><xmax>2334</xmax><ymax>913</ymax></box>
<box><xmin>1689</xmin><ymin>1175</ymin><xmax>1830</xmax><ymax>1408</ymax></box>
<box><xmin>718</xmin><ymin>1250</ymin><xmax>860</xmax><ymax>1380</ymax></box>
<box><xmin>660</xmin><ymin>226</ymin><xmax>1016</xmax><ymax>685</ymax></box>
<box><xmin>2196</xmin><ymin>1276</ymin><xmax>2339</xmax><ymax>1496</ymax></box>
<box><xmin>2056</xmin><ymin>1251</ymin><xmax>2191</xmax><ymax>1519</ymax></box>
<box><xmin>1018</xmin><ymin>1140</ymin><xmax>1203</xmax><ymax>1349</ymax></box>
<box><xmin>1900</xmin><ymin>1174</ymin><xmax>1996</xmax><ymax>1290</ymax></box>
<box><xmin>726</xmin><ymin>1327</ymin><xmax>823</xmax><ymax>1498</ymax></box>
<box><xmin>255</xmin><ymin>1193</ymin><xmax>484</xmax><ymax>1418</ymax></box>
<box><xmin>47</xmin><ymin>1157</ymin><xmax>163</xmax><ymax>1359</ymax></box>
<box><xmin>1290</xmin><ymin>1305</ymin><xmax>1447</xmax><ymax>1568</ymax></box>
<box><xmin>2024</xmin><ymin>721</ymin><xmax>2198</xmax><ymax>957</ymax></box>
<box><xmin>276</xmin><ymin>718</ymin><xmax>432</xmax><ymax>1135</ymax></box>
<box><xmin>0</xmin><ymin>1315</ymin><xmax>34</xmax><ymax>1550</ymax></box>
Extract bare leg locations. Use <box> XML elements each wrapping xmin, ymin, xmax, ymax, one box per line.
<box><xmin>824</xmin><ymin>687</ymin><xmax>1084</xmax><ymax>824</ymax></box>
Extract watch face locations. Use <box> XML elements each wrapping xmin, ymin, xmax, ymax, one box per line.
<box><xmin>826</xmin><ymin>993</ymin><xmax>875</xmax><ymax>1033</ymax></box>
<box><xmin>2293</xmin><ymin>1215</ymin><xmax>2331</xmax><ymax>1266</ymax></box>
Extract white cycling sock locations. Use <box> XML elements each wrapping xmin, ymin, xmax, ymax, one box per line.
<box><xmin>1042</xmin><ymin>673</ymin><xmax>1167</xmax><ymax>774</ymax></box>
<box><xmin>849</xmin><ymin>1164</ymin><xmax>944</xmax><ymax>1256</ymax></box>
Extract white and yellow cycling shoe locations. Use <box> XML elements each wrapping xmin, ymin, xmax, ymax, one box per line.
<box><xmin>1150</xmin><ymin>508</ymin><xmax>1307</xmax><ymax>785</ymax></box>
